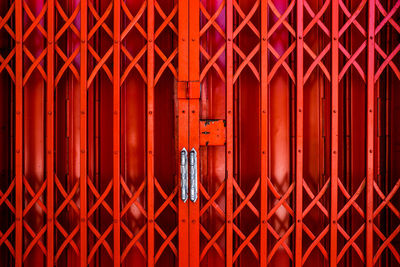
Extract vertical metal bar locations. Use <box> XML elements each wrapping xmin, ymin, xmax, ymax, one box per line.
<box><xmin>226</xmin><ymin>0</ymin><xmax>234</xmax><ymax>264</ymax></box>
<box><xmin>94</xmin><ymin>57</ymin><xmax>100</xmax><ymax>267</ymax></box>
<box><xmin>147</xmin><ymin>0</ymin><xmax>155</xmax><ymax>264</ymax></box>
<box><xmin>384</xmin><ymin>6</ymin><xmax>391</xmax><ymax>265</ymax></box>
<box><xmin>80</xmin><ymin>0</ymin><xmax>88</xmax><ymax>265</ymax></box>
<box><xmin>178</xmin><ymin>0</ymin><xmax>189</xmax><ymax>264</ymax></box>
<box><xmin>295</xmin><ymin>0</ymin><xmax>304</xmax><ymax>266</ymax></box>
<box><xmin>113</xmin><ymin>0</ymin><xmax>121</xmax><ymax>265</ymax></box>
<box><xmin>46</xmin><ymin>0</ymin><xmax>55</xmax><ymax>265</ymax></box>
<box><xmin>188</xmin><ymin>0</ymin><xmax>199</xmax><ymax>85</ymax></box>
<box><xmin>178</xmin><ymin>91</ymin><xmax>189</xmax><ymax>267</ymax></box>
<box><xmin>260</xmin><ymin>0</ymin><xmax>268</xmax><ymax>265</ymax></box>
<box><xmin>366</xmin><ymin>0</ymin><xmax>375</xmax><ymax>266</ymax></box>
<box><xmin>330</xmin><ymin>0</ymin><xmax>339</xmax><ymax>266</ymax></box>
<box><xmin>15</xmin><ymin>0</ymin><xmax>23</xmax><ymax>265</ymax></box>
<box><xmin>188</xmin><ymin>96</ymin><xmax>199</xmax><ymax>267</ymax></box>
<box><xmin>385</xmin><ymin>24</ymin><xmax>391</xmax><ymax>266</ymax></box>
<box><xmin>67</xmin><ymin>36</ymin><xmax>74</xmax><ymax>267</ymax></box>
<box><xmin>188</xmin><ymin>0</ymin><xmax>200</xmax><ymax>265</ymax></box>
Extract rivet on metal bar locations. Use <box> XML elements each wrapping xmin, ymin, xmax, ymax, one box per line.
<box><xmin>189</xmin><ymin>148</ymin><xmax>197</xmax><ymax>202</ymax></box>
<box><xmin>181</xmin><ymin>148</ymin><xmax>188</xmax><ymax>202</ymax></box>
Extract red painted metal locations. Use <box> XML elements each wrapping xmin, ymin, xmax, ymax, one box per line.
<box><xmin>330</xmin><ymin>0</ymin><xmax>339</xmax><ymax>266</ymax></box>
<box><xmin>295</xmin><ymin>0</ymin><xmax>303</xmax><ymax>265</ymax></box>
<box><xmin>0</xmin><ymin>0</ymin><xmax>400</xmax><ymax>266</ymax></box>
<box><xmin>199</xmin><ymin>120</ymin><xmax>226</xmax><ymax>146</ymax></box>
<box><xmin>15</xmin><ymin>0</ymin><xmax>23</xmax><ymax>265</ymax></box>
<box><xmin>226</xmin><ymin>0</ymin><xmax>234</xmax><ymax>265</ymax></box>
<box><xmin>366</xmin><ymin>1</ymin><xmax>375</xmax><ymax>266</ymax></box>
<box><xmin>80</xmin><ymin>0</ymin><xmax>88</xmax><ymax>265</ymax></box>
<box><xmin>46</xmin><ymin>0</ymin><xmax>55</xmax><ymax>266</ymax></box>
<box><xmin>260</xmin><ymin>0</ymin><xmax>268</xmax><ymax>266</ymax></box>
<box><xmin>178</xmin><ymin>0</ymin><xmax>189</xmax><ymax>266</ymax></box>
<box><xmin>147</xmin><ymin>0</ymin><xmax>155</xmax><ymax>264</ymax></box>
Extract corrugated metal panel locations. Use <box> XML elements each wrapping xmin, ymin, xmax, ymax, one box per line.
<box><xmin>0</xmin><ymin>0</ymin><xmax>399</xmax><ymax>266</ymax></box>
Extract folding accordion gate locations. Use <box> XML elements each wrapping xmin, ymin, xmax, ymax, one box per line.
<box><xmin>0</xmin><ymin>0</ymin><xmax>400</xmax><ymax>266</ymax></box>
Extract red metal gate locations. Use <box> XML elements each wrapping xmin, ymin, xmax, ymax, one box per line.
<box><xmin>0</xmin><ymin>0</ymin><xmax>400</xmax><ymax>266</ymax></box>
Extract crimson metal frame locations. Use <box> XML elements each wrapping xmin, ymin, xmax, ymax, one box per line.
<box><xmin>0</xmin><ymin>0</ymin><xmax>399</xmax><ymax>266</ymax></box>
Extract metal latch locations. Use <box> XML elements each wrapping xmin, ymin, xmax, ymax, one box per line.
<box><xmin>189</xmin><ymin>148</ymin><xmax>198</xmax><ymax>202</ymax></box>
<box><xmin>180</xmin><ymin>148</ymin><xmax>188</xmax><ymax>202</ymax></box>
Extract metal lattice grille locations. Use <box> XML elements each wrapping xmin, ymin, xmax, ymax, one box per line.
<box><xmin>0</xmin><ymin>0</ymin><xmax>399</xmax><ymax>266</ymax></box>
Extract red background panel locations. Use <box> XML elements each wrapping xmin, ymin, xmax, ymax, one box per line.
<box><xmin>0</xmin><ymin>0</ymin><xmax>399</xmax><ymax>266</ymax></box>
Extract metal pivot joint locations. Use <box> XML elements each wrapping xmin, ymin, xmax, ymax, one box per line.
<box><xmin>181</xmin><ymin>148</ymin><xmax>188</xmax><ymax>202</ymax></box>
<box><xmin>189</xmin><ymin>148</ymin><xmax>198</xmax><ymax>202</ymax></box>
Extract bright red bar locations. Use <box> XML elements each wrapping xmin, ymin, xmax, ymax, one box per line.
<box><xmin>260</xmin><ymin>0</ymin><xmax>268</xmax><ymax>265</ymax></box>
<box><xmin>113</xmin><ymin>0</ymin><xmax>121</xmax><ymax>265</ymax></box>
<box><xmin>46</xmin><ymin>0</ymin><xmax>55</xmax><ymax>265</ymax></box>
<box><xmin>295</xmin><ymin>0</ymin><xmax>304</xmax><ymax>266</ymax></box>
<box><xmin>147</xmin><ymin>0</ymin><xmax>155</xmax><ymax>264</ymax></box>
<box><xmin>15</xmin><ymin>0</ymin><xmax>23</xmax><ymax>265</ymax></box>
<box><xmin>188</xmin><ymin>0</ymin><xmax>200</xmax><ymax>265</ymax></box>
<box><xmin>331</xmin><ymin>0</ymin><xmax>339</xmax><ymax>266</ymax></box>
<box><xmin>177</xmin><ymin>92</ymin><xmax>189</xmax><ymax>267</ymax></box>
<box><xmin>80</xmin><ymin>0</ymin><xmax>88</xmax><ymax>265</ymax></box>
<box><xmin>0</xmin><ymin>0</ymin><xmax>399</xmax><ymax>266</ymax></box>
<box><xmin>366</xmin><ymin>0</ymin><xmax>375</xmax><ymax>266</ymax></box>
<box><xmin>226</xmin><ymin>0</ymin><xmax>233</xmax><ymax>264</ymax></box>
<box><xmin>178</xmin><ymin>0</ymin><xmax>189</xmax><ymax>265</ymax></box>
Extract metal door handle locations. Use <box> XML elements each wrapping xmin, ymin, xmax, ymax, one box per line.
<box><xmin>189</xmin><ymin>148</ymin><xmax>198</xmax><ymax>202</ymax></box>
<box><xmin>180</xmin><ymin>148</ymin><xmax>188</xmax><ymax>202</ymax></box>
